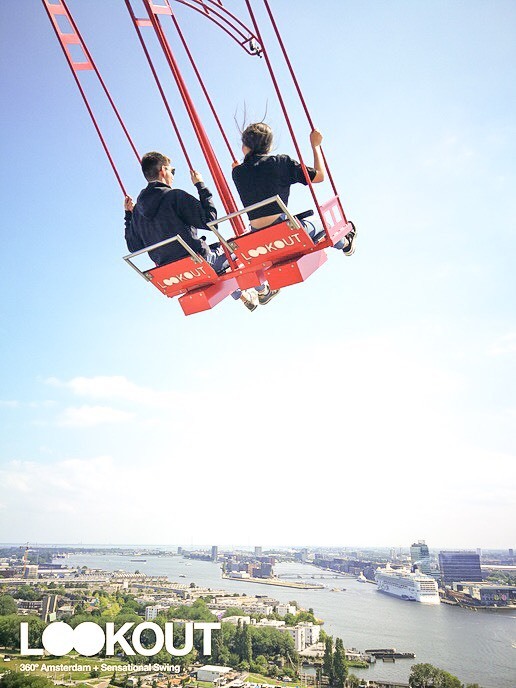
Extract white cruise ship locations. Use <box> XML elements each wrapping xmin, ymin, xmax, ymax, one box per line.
<box><xmin>375</xmin><ymin>564</ymin><xmax>440</xmax><ymax>604</ymax></box>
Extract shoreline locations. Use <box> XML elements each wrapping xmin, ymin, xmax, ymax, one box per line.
<box><xmin>221</xmin><ymin>574</ymin><xmax>325</xmax><ymax>590</ymax></box>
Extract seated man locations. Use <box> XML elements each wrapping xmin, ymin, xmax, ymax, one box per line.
<box><xmin>124</xmin><ymin>151</ymin><xmax>257</xmax><ymax>311</ymax></box>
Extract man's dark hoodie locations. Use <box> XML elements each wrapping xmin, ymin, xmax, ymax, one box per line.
<box><xmin>125</xmin><ymin>180</ymin><xmax>217</xmax><ymax>266</ymax></box>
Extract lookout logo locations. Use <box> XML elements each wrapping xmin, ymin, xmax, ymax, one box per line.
<box><xmin>162</xmin><ymin>265</ymin><xmax>210</xmax><ymax>286</ymax></box>
<box><xmin>239</xmin><ymin>232</ymin><xmax>304</xmax><ymax>262</ymax></box>
<box><xmin>20</xmin><ymin>621</ymin><xmax>220</xmax><ymax>657</ymax></box>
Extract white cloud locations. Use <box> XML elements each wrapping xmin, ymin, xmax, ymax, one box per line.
<box><xmin>2</xmin><ymin>334</ymin><xmax>511</xmax><ymax>546</ymax></box>
<box><xmin>46</xmin><ymin>375</ymin><xmax>186</xmax><ymax>408</ymax></box>
<box><xmin>56</xmin><ymin>405</ymin><xmax>134</xmax><ymax>427</ymax></box>
<box><xmin>0</xmin><ymin>400</ymin><xmax>19</xmax><ymax>408</ymax></box>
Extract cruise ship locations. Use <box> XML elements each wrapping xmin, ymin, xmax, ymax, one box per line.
<box><xmin>375</xmin><ymin>564</ymin><xmax>440</xmax><ymax>604</ymax></box>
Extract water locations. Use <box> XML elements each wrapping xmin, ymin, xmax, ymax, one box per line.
<box><xmin>56</xmin><ymin>553</ymin><xmax>515</xmax><ymax>688</ymax></box>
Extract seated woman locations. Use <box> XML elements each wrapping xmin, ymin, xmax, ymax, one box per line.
<box><xmin>232</xmin><ymin>122</ymin><xmax>356</xmax><ymax>252</ymax></box>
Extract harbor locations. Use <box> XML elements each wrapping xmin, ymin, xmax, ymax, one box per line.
<box><xmin>52</xmin><ymin>552</ymin><xmax>516</xmax><ymax>688</ymax></box>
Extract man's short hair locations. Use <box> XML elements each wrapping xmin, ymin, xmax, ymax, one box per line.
<box><xmin>142</xmin><ymin>151</ymin><xmax>171</xmax><ymax>182</ymax></box>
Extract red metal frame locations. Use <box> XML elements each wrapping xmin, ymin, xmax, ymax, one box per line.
<box><xmin>42</xmin><ymin>0</ymin><xmax>354</xmax><ymax>316</ymax></box>
<box><xmin>137</xmin><ymin>0</ymin><xmax>246</xmax><ymax>237</ymax></box>
<box><xmin>41</xmin><ymin>0</ymin><xmax>140</xmax><ymax>195</ymax></box>
<box><xmin>136</xmin><ymin>217</ymin><xmax>331</xmax><ymax>315</ymax></box>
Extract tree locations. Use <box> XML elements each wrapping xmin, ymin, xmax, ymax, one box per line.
<box><xmin>346</xmin><ymin>675</ymin><xmax>360</xmax><ymax>688</ymax></box>
<box><xmin>323</xmin><ymin>636</ymin><xmax>334</xmax><ymax>685</ymax></box>
<box><xmin>242</xmin><ymin>623</ymin><xmax>253</xmax><ymax>663</ymax></box>
<box><xmin>0</xmin><ymin>673</ymin><xmax>53</xmax><ymax>688</ymax></box>
<box><xmin>211</xmin><ymin>627</ymin><xmax>225</xmax><ymax>665</ymax></box>
<box><xmin>437</xmin><ymin>671</ymin><xmax>461</xmax><ymax>688</ymax></box>
<box><xmin>409</xmin><ymin>664</ymin><xmax>438</xmax><ymax>688</ymax></box>
<box><xmin>409</xmin><ymin>664</ymin><xmax>461</xmax><ymax>688</ymax></box>
<box><xmin>0</xmin><ymin>595</ymin><xmax>17</xmax><ymax>616</ymax></box>
<box><xmin>12</xmin><ymin>585</ymin><xmax>40</xmax><ymax>602</ymax></box>
<box><xmin>333</xmin><ymin>638</ymin><xmax>347</xmax><ymax>688</ymax></box>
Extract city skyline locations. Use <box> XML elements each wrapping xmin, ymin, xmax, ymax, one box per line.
<box><xmin>1</xmin><ymin>2</ymin><xmax>515</xmax><ymax>548</ymax></box>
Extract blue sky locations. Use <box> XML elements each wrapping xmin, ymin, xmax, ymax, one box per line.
<box><xmin>0</xmin><ymin>0</ymin><xmax>515</xmax><ymax>549</ymax></box>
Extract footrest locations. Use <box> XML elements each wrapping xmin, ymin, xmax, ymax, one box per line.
<box><xmin>265</xmin><ymin>250</ymin><xmax>328</xmax><ymax>290</ymax></box>
<box><xmin>178</xmin><ymin>278</ymin><xmax>238</xmax><ymax>315</ymax></box>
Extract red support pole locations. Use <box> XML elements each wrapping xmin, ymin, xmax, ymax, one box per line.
<box><xmin>125</xmin><ymin>0</ymin><xmax>193</xmax><ymax>169</ymax></box>
<box><xmin>171</xmin><ymin>14</ymin><xmax>238</xmax><ymax>164</ymax></box>
<box><xmin>41</xmin><ymin>0</ymin><xmax>140</xmax><ymax>196</ymax></box>
<box><xmin>142</xmin><ymin>0</ymin><xmax>246</xmax><ymax>237</ymax></box>
<box><xmin>244</xmin><ymin>0</ymin><xmax>326</xmax><ymax>231</ymax></box>
<box><xmin>261</xmin><ymin>0</ymin><xmax>338</xmax><ymax>198</ymax></box>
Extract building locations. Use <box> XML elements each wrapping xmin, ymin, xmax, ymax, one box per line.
<box><xmin>439</xmin><ymin>550</ymin><xmax>482</xmax><ymax>584</ymax></box>
<box><xmin>279</xmin><ymin>622</ymin><xmax>320</xmax><ymax>651</ymax></box>
<box><xmin>452</xmin><ymin>582</ymin><xmax>516</xmax><ymax>607</ymax></box>
<box><xmin>17</xmin><ymin>600</ymin><xmax>42</xmax><ymax>615</ymax></box>
<box><xmin>254</xmin><ymin>546</ymin><xmax>263</xmax><ymax>556</ymax></box>
<box><xmin>23</xmin><ymin>565</ymin><xmax>39</xmax><ymax>579</ymax></box>
<box><xmin>222</xmin><ymin>615</ymin><xmax>252</xmax><ymax>625</ymax></box>
<box><xmin>145</xmin><ymin>604</ymin><xmax>170</xmax><ymax>620</ymax></box>
<box><xmin>41</xmin><ymin>594</ymin><xmax>58</xmax><ymax>622</ymax></box>
<box><xmin>257</xmin><ymin>619</ymin><xmax>285</xmax><ymax>628</ymax></box>
<box><xmin>275</xmin><ymin>603</ymin><xmax>297</xmax><ymax>616</ymax></box>
<box><xmin>410</xmin><ymin>540</ymin><xmax>431</xmax><ymax>574</ymax></box>
<box><xmin>211</xmin><ymin>546</ymin><xmax>218</xmax><ymax>562</ymax></box>
<box><xmin>196</xmin><ymin>666</ymin><xmax>232</xmax><ymax>683</ymax></box>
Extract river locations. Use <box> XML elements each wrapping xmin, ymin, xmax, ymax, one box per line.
<box><xmin>54</xmin><ymin>552</ymin><xmax>515</xmax><ymax>688</ymax></box>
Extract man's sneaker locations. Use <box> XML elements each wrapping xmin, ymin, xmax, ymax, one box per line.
<box><xmin>258</xmin><ymin>286</ymin><xmax>280</xmax><ymax>305</ymax></box>
<box><xmin>241</xmin><ymin>289</ymin><xmax>258</xmax><ymax>312</ymax></box>
<box><xmin>342</xmin><ymin>221</ymin><xmax>357</xmax><ymax>256</ymax></box>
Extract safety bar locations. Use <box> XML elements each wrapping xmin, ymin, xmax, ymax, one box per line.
<box><xmin>206</xmin><ymin>195</ymin><xmax>308</xmax><ymax>252</ymax></box>
<box><xmin>123</xmin><ymin>234</ymin><xmax>202</xmax><ymax>282</ymax></box>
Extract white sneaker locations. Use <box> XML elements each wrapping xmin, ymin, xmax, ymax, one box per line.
<box><xmin>241</xmin><ymin>289</ymin><xmax>259</xmax><ymax>312</ymax></box>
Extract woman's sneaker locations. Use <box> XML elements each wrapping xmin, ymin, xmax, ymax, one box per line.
<box><xmin>258</xmin><ymin>285</ymin><xmax>280</xmax><ymax>305</ymax></box>
<box><xmin>342</xmin><ymin>221</ymin><xmax>357</xmax><ymax>256</ymax></box>
<box><xmin>241</xmin><ymin>289</ymin><xmax>259</xmax><ymax>311</ymax></box>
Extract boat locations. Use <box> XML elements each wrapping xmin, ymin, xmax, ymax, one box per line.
<box><xmin>357</xmin><ymin>572</ymin><xmax>367</xmax><ymax>582</ymax></box>
<box><xmin>374</xmin><ymin>564</ymin><xmax>440</xmax><ymax>604</ymax></box>
<box><xmin>131</xmin><ymin>558</ymin><xmax>147</xmax><ymax>562</ymax></box>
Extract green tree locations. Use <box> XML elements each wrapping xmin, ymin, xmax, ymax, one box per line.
<box><xmin>323</xmin><ymin>636</ymin><xmax>334</xmax><ymax>684</ymax></box>
<box><xmin>346</xmin><ymin>675</ymin><xmax>360</xmax><ymax>688</ymax></box>
<box><xmin>222</xmin><ymin>607</ymin><xmax>247</xmax><ymax>618</ymax></box>
<box><xmin>0</xmin><ymin>673</ymin><xmax>53</xmax><ymax>688</ymax></box>
<box><xmin>409</xmin><ymin>664</ymin><xmax>438</xmax><ymax>688</ymax></box>
<box><xmin>211</xmin><ymin>627</ymin><xmax>225</xmax><ymax>664</ymax></box>
<box><xmin>333</xmin><ymin>638</ymin><xmax>347</xmax><ymax>688</ymax></box>
<box><xmin>242</xmin><ymin>623</ymin><xmax>253</xmax><ymax>663</ymax></box>
<box><xmin>0</xmin><ymin>595</ymin><xmax>17</xmax><ymax>616</ymax></box>
<box><xmin>437</xmin><ymin>670</ymin><xmax>461</xmax><ymax>688</ymax></box>
<box><xmin>12</xmin><ymin>586</ymin><xmax>40</xmax><ymax>602</ymax></box>
<box><xmin>0</xmin><ymin>614</ymin><xmax>45</xmax><ymax>651</ymax></box>
<box><xmin>409</xmin><ymin>663</ymin><xmax>461</xmax><ymax>688</ymax></box>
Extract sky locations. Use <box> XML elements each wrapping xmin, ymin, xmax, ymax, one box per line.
<box><xmin>0</xmin><ymin>0</ymin><xmax>515</xmax><ymax>550</ymax></box>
